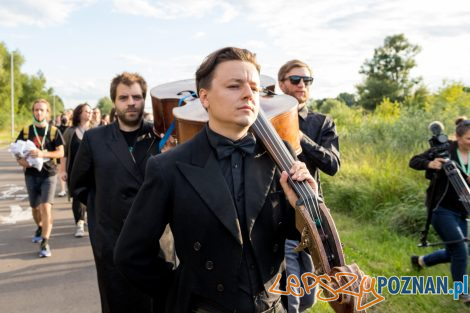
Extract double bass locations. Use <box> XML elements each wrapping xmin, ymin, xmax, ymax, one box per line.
<box><xmin>151</xmin><ymin>79</ymin><xmax>373</xmax><ymax>312</ymax></box>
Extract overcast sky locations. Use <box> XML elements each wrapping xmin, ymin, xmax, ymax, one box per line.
<box><xmin>1</xmin><ymin>0</ymin><xmax>469</xmax><ymax>110</ymax></box>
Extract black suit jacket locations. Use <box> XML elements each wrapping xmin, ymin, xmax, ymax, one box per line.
<box><xmin>70</xmin><ymin>121</ymin><xmax>159</xmax><ymax>259</ymax></box>
<box><xmin>115</xmin><ymin>128</ymin><xmax>299</xmax><ymax>312</ymax></box>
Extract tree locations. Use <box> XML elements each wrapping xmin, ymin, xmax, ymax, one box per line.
<box><xmin>336</xmin><ymin>92</ymin><xmax>357</xmax><ymax>107</ymax></box>
<box><xmin>96</xmin><ymin>96</ymin><xmax>113</xmax><ymax>115</ymax></box>
<box><xmin>403</xmin><ymin>85</ymin><xmax>430</xmax><ymax>110</ymax></box>
<box><xmin>318</xmin><ymin>98</ymin><xmax>346</xmax><ymax>114</ymax></box>
<box><xmin>356</xmin><ymin>34</ymin><xmax>421</xmax><ymax>110</ymax></box>
<box><xmin>0</xmin><ymin>43</ymin><xmax>26</xmax><ymax>128</ymax></box>
<box><xmin>0</xmin><ymin>42</ymin><xmax>65</xmax><ymax>129</ymax></box>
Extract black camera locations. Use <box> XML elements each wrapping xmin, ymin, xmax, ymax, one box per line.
<box><xmin>428</xmin><ymin>121</ymin><xmax>450</xmax><ymax>159</ymax></box>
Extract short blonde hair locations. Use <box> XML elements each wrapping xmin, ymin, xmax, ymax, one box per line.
<box><xmin>32</xmin><ymin>99</ymin><xmax>51</xmax><ymax>113</ymax></box>
<box><xmin>277</xmin><ymin>59</ymin><xmax>312</xmax><ymax>82</ymax></box>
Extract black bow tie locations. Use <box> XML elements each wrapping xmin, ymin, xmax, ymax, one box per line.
<box><xmin>215</xmin><ymin>133</ymin><xmax>256</xmax><ymax>160</ymax></box>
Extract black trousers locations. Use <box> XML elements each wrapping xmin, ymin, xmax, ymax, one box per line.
<box><xmin>93</xmin><ymin>255</ymin><xmax>156</xmax><ymax>313</ymax></box>
<box><xmin>71</xmin><ymin>198</ymin><xmax>86</xmax><ymax>223</ymax></box>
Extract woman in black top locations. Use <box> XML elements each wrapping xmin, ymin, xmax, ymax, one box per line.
<box><xmin>409</xmin><ymin>117</ymin><xmax>470</xmax><ymax>304</ymax></box>
<box><xmin>60</xmin><ymin>103</ymin><xmax>92</xmax><ymax>237</ymax></box>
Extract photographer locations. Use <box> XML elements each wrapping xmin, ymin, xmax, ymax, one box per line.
<box><xmin>409</xmin><ymin>117</ymin><xmax>470</xmax><ymax>305</ymax></box>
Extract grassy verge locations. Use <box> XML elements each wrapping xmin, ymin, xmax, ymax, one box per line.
<box><xmin>306</xmin><ymin>211</ymin><xmax>468</xmax><ymax>313</ymax></box>
<box><xmin>0</xmin><ymin>129</ymin><xmax>15</xmax><ymax>146</ymax></box>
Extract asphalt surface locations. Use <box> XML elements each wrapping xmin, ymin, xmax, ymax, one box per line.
<box><xmin>0</xmin><ymin>145</ymin><xmax>100</xmax><ymax>313</ymax></box>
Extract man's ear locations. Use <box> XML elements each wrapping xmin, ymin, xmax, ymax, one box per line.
<box><xmin>199</xmin><ymin>89</ymin><xmax>209</xmax><ymax>109</ymax></box>
<box><xmin>278</xmin><ymin>81</ymin><xmax>287</xmax><ymax>93</ymax></box>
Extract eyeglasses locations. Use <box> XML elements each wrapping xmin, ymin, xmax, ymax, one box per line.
<box><xmin>284</xmin><ymin>75</ymin><xmax>314</xmax><ymax>86</ymax></box>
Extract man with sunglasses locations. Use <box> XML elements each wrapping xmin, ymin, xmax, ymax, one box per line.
<box><xmin>278</xmin><ymin>60</ymin><xmax>341</xmax><ymax>313</ymax></box>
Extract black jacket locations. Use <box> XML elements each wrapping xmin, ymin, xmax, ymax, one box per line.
<box><xmin>70</xmin><ymin>121</ymin><xmax>171</xmax><ymax>313</ymax></box>
<box><xmin>115</xmin><ymin>128</ymin><xmax>299</xmax><ymax>313</ymax></box>
<box><xmin>409</xmin><ymin>140</ymin><xmax>468</xmax><ymax>215</ymax></box>
<box><xmin>297</xmin><ymin>106</ymin><xmax>340</xmax><ymax>197</ymax></box>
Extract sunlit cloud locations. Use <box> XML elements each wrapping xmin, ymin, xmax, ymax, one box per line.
<box><xmin>245</xmin><ymin>40</ymin><xmax>267</xmax><ymax>50</ymax></box>
<box><xmin>112</xmin><ymin>0</ymin><xmax>238</xmax><ymax>22</ymax></box>
<box><xmin>0</xmin><ymin>0</ymin><xmax>95</xmax><ymax>27</ymax></box>
<box><xmin>193</xmin><ymin>32</ymin><xmax>206</xmax><ymax>39</ymax></box>
<box><xmin>243</xmin><ymin>0</ymin><xmax>470</xmax><ymax>96</ymax></box>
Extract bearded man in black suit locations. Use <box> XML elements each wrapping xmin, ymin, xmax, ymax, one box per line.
<box><xmin>115</xmin><ymin>48</ymin><xmax>316</xmax><ymax>313</ymax></box>
<box><xmin>70</xmin><ymin>72</ymin><xmax>173</xmax><ymax>313</ymax></box>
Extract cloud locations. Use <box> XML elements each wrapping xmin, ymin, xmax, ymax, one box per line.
<box><xmin>50</xmin><ymin>76</ymin><xmax>107</xmax><ymax>108</ymax></box>
<box><xmin>242</xmin><ymin>0</ymin><xmax>470</xmax><ymax>97</ymax></box>
<box><xmin>193</xmin><ymin>32</ymin><xmax>206</xmax><ymax>39</ymax></box>
<box><xmin>245</xmin><ymin>40</ymin><xmax>267</xmax><ymax>50</ymax></box>
<box><xmin>0</xmin><ymin>0</ymin><xmax>95</xmax><ymax>27</ymax></box>
<box><xmin>112</xmin><ymin>0</ymin><xmax>238</xmax><ymax>22</ymax></box>
<box><xmin>117</xmin><ymin>54</ymin><xmax>150</xmax><ymax>66</ymax></box>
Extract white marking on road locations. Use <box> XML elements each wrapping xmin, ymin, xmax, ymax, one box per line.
<box><xmin>0</xmin><ymin>184</ymin><xmax>27</xmax><ymax>200</ymax></box>
<box><xmin>0</xmin><ymin>205</ymin><xmax>32</xmax><ymax>224</ymax></box>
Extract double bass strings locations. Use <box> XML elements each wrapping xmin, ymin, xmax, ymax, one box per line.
<box><xmin>251</xmin><ymin>110</ymin><xmax>332</xmax><ymax>246</ymax></box>
<box><xmin>251</xmin><ymin>110</ymin><xmax>320</xmax><ymax>218</ymax></box>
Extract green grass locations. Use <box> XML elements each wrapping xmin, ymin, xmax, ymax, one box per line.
<box><xmin>0</xmin><ymin>114</ymin><xmax>33</xmax><ymax>146</ymax></box>
<box><xmin>0</xmin><ymin>129</ymin><xmax>15</xmax><ymax>146</ymax></box>
<box><xmin>306</xmin><ymin>211</ymin><xmax>468</xmax><ymax>313</ymax></box>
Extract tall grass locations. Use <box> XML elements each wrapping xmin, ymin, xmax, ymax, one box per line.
<box><xmin>306</xmin><ymin>84</ymin><xmax>470</xmax><ymax>312</ymax></box>
<box><xmin>319</xmin><ymin>85</ymin><xmax>470</xmax><ymax>236</ymax></box>
<box><xmin>307</xmin><ymin>211</ymin><xmax>469</xmax><ymax>313</ymax></box>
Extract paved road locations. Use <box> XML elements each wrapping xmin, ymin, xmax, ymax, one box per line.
<box><xmin>0</xmin><ymin>146</ymin><xmax>100</xmax><ymax>313</ymax></box>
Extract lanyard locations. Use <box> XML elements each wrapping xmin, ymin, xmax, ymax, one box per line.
<box><xmin>456</xmin><ymin>149</ymin><xmax>470</xmax><ymax>175</ymax></box>
<box><xmin>32</xmin><ymin>123</ymin><xmax>49</xmax><ymax>150</ymax></box>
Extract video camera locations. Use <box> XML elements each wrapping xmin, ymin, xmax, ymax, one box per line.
<box><xmin>428</xmin><ymin>121</ymin><xmax>450</xmax><ymax>159</ymax></box>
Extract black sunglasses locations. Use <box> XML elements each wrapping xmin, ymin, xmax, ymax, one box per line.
<box><xmin>285</xmin><ymin>75</ymin><xmax>314</xmax><ymax>86</ymax></box>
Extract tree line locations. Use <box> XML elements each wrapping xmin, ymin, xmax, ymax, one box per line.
<box><xmin>0</xmin><ymin>42</ymin><xmax>64</xmax><ymax>129</ymax></box>
<box><xmin>0</xmin><ymin>41</ymin><xmax>114</xmax><ymax>131</ymax></box>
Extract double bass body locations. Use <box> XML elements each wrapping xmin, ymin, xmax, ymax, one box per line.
<box><xmin>150</xmin><ymin>76</ymin><xmax>301</xmax><ymax>153</ymax></box>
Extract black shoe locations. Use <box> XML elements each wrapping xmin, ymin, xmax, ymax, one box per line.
<box><xmin>411</xmin><ymin>255</ymin><xmax>423</xmax><ymax>271</ymax></box>
<box><xmin>32</xmin><ymin>227</ymin><xmax>42</xmax><ymax>243</ymax></box>
<box><xmin>460</xmin><ymin>294</ymin><xmax>470</xmax><ymax>306</ymax></box>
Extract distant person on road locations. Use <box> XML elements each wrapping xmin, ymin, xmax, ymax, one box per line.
<box><xmin>143</xmin><ymin>111</ymin><xmax>153</xmax><ymax>124</ymax></box>
<box><xmin>64</xmin><ymin>109</ymin><xmax>74</xmax><ymax>127</ymax></box>
<box><xmin>101</xmin><ymin>114</ymin><xmax>110</xmax><ymax>125</ymax></box>
<box><xmin>60</xmin><ymin>103</ymin><xmax>92</xmax><ymax>238</ymax></box>
<box><xmin>56</xmin><ymin>112</ymin><xmax>70</xmax><ymax>197</ymax></box>
<box><xmin>109</xmin><ymin>107</ymin><xmax>116</xmax><ymax>123</ymax></box>
<box><xmin>91</xmin><ymin>107</ymin><xmax>102</xmax><ymax>128</ymax></box>
<box><xmin>16</xmin><ymin>99</ymin><xmax>64</xmax><ymax>258</ymax></box>
<box><xmin>70</xmin><ymin>72</ymin><xmax>173</xmax><ymax>313</ymax></box>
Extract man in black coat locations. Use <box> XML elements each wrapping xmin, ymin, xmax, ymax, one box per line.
<box><xmin>70</xmin><ymin>72</ymin><xmax>172</xmax><ymax>313</ymax></box>
<box><xmin>278</xmin><ymin>60</ymin><xmax>341</xmax><ymax>313</ymax></box>
<box><xmin>114</xmin><ymin>47</ymin><xmax>316</xmax><ymax>313</ymax></box>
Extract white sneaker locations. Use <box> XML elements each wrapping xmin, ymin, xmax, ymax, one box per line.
<box><xmin>58</xmin><ymin>191</ymin><xmax>67</xmax><ymax>197</ymax></box>
<box><xmin>74</xmin><ymin>220</ymin><xmax>85</xmax><ymax>237</ymax></box>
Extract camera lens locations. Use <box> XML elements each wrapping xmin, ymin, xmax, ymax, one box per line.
<box><xmin>437</xmin><ymin>134</ymin><xmax>448</xmax><ymax>144</ymax></box>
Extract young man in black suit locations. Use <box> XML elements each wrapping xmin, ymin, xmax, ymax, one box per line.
<box><xmin>70</xmin><ymin>72</ymin><xmax>172</xmax><ymax>313</ymax></box>
<box><xmin>115</xmin><ymin>48</ymin><xmax>316</xmax><ymax>313</ymax></box>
